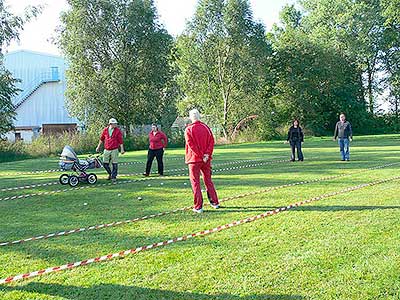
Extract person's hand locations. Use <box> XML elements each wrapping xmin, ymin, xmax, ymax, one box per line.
<box><xmin>349</xmin><ymin>137</ymin><xmax>353</xmax><ymax>142</ymax></box>
<box><xmin>96</xmin><ymin>146</ymin><xmax>100</xmax><ymax>153</ymax></box>
<box><xmin>284</xmin><ymin>141</ymin><xmax>289</xmax><ymax>144</ymax></box>
<box><xmin>203</xmin><ymin>154</ymin><xmax>209</xmax><ymax>163</ymax></box>
<box><xmin>332</xmin><ymin>137</ymin><xmax>336</xmax><ymax>141</ymax></box>
<box><xmin>121</xmin><ymin>150</ymin><xmax>125</xmax><ymax>155</ymax></box>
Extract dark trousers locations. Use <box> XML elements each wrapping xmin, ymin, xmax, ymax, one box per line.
<box><xmin>103</xmin><ymin>163</ymin><xmax>118</xmax><ymax>179</ymax></box>
<box><xmin>290</xmin><ymin>141</ymin><xmax>304</xmax><ymax>161</ymax></box>
<box><xmin>145</xmin><ymin>148</ymin><xmax>164</xmax><ymax>175</ymax></box>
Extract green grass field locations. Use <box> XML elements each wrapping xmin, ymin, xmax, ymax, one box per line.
<box><xmin>0</xmin><ymin>135</ymin><xmax>399</xmax><ymax>300</ymax></box>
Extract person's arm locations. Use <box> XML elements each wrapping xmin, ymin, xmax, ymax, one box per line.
<box><xmin>333</xmin><ymin>123</ymin><xmax>338</xmax><ymax>140</ymax></box>
<box><xmin>286</xmin><ymin>128</ymin><xmax>291</xmax><ymax>144</ymax></box>
<box><xmin>185</xmin><ymin>128</ymin><xmax>203</xmax><ymax>158</ymax></box>
<box><xmin>96</xmin><ymin>130</ymin><xmax>105</xmax><ymax>152</ymax></box>
<box><xmin>162</xmin><ymin>132</ymin><xmax>168</xmax><ymax>148</ymax></box>
<box><xmin>118</xmin><ymin>130</ymin><xmax>125</xmax><ymax>154</ymax></box>
<box><xmin>348</xmin><ymin>123</ymin><xmax>353</xmax><ymax>141</ymax></box>
<box><xmin>300</xmin><ymin>127</ymin><xmax>304</xmax><ymax>142</ymax></box>
<box><xmin>204</xmin><ymin>130</ymin><xmax>215</xmax><ymax>162</ymax></box>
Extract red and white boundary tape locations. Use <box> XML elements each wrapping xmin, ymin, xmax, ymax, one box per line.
<box><xmin>0</xmin><ymin>157</ymin><xmax>285</xmax><ymax>193</ymax></box>
<box><xmin>1</xmin><ymin>175</ymin><xmax>398</xmax><ymax>285</ymax></box>
<box><xmin>0</xmin><ymin>158</ymin><xmax>290</xmax><ymax>202</ymax></box>
<box><xmin>0</xmin><ymin>157</ymin><xmax>185</xmax><ymax>177</ymax></box>
<box><xmin>1</xmin><ymin>161</ymin><xmax>398</xmax><ymax>247</ymax></box>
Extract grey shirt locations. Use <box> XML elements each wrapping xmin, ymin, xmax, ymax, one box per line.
<box><xmin>334</xmin><ymin>121</ymin><xmax>352</xmax><ymax>139</ymax></box>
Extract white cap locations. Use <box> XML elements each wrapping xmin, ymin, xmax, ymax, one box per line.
<box><xmin>109</xmin><ymin>118</ymin><xmax>118</xmax><ymax>124</ymax></box>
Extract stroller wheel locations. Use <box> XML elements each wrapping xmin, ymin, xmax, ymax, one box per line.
<box><xmin>87</xmin><ymin>173</ymin><xmax>97</xmax><ymax>185</ymax></box>
<box><xmin>59</xmin><ymin>174</ymin><xmax>69</xmax><ymax>185</ymax></box>
<box><xmin>68</xmin><ymin>175</ymin><xmax>79</xmax><ymax>187</ymax></box>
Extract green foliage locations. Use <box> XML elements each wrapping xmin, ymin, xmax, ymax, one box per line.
<box><xmin>266</xmin><ymin>1</ymin><xmax>400</xmax><ymax>136</ymax></box>
<box><xmin>0</xmin><ymin>136</ymin><xmax>400</xmax><ymax>299</ymax></box>
<box><xmin>0</xmin><ymin>1</ymin><xmax>41</xmax><ymax>135</ymax></box>
<box><xmin>176</xmin><ymin>0</ymin><xmax>273</xmax><ymax>140</ymax></box>
<box><xmin>269</xmin><ymin>27</ymin><xmax>367</xmax><ymax>135</ymax></box>
<box><xmin>0</xmin><ymin>67</ymin><xmax>17</xmax><ymax>134</ymax></box>
<box><xmin>0</xmin><ymin>140</ymin><xmax>30</xmax><ymax>162</ymax></box>
<box><xmin>59</xmin><ymin>0</ymin><xmax>179</xmax><ymax>132</ymax></box>
<box><xmin>299</xmin><ymin>0</ymin><xmax>395</xmax><ymax>114</ymax></box>
<box><xmin>0</xmin><ymin>129</ymin><xmax>185</xmax><ymax>162</ymax></box>
<box><xmin>0</xmin><ymin>132</ymin><xmax>99</xmax><ymax>162</ymax></box>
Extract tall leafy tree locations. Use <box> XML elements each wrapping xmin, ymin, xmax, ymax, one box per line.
<box><xmin>269</xmin><ymin>5</ymin><xmax>367</xmax><ymax>135</ymax></box>
<box><xmin>176</xmin><ymin>0</ymin><xmax>272</xmax><ymax>139</ymax></box>
<box><xmin>300</xmin><ymin>0</ymin><xmax>388</xmax><ymax>113</ymax></box>
<box><xmin>59</xmin><ymin>0</ymin><xmax>178</xmax><ymax>132</ymax></box>
<box><xmin>381</xmin><ymin>0</ymin><xmax>400</xmax><ymax>129</ymax></box>
<box><xmin>0</xmin><ymin>0</ymin><xmax>40</xmax><ymax>135</ymax></box>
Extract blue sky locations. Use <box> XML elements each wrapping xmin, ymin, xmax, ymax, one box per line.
<box><xmin>5</xmin><ymin>0</ymin><xmax>295</xmax><ymax>55</ymax></box>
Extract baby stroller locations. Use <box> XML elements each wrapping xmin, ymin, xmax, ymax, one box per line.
<box><xmin>59</xmin><ymin>145</ymin><xmax>103</xmax><ymax>187</ymax></box>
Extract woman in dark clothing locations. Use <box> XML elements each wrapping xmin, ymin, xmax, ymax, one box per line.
<box><xmin>286</xmin><ymin>119</ymin><xmax>304</xmax><ymax>161</ymax></box>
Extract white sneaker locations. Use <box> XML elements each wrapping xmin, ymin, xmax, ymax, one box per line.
<box><xmin>210</xmin><ymin>203</ymin><xmax>220</xmax><ymax>209</ymax></box>
<box><xmin>192</xmin><ymin>208</ymin><xmax>203</xmax><ymax>213</ymax></box>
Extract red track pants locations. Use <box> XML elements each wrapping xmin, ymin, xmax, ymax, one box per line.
<box><xmin>188</xmin><ymin>161</ymin><xmax>219</xmax><ymax>210</ymax></box>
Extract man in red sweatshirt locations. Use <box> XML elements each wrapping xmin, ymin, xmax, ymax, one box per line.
<box><xmin>96</xmin><ymin>118</ymin><xmax>125</xmax><ymax>183</ymax></box>
<box><xmin>185</xmin><ymin>109</ymin><xmax>219</xmax><ymax>213</ymax></box>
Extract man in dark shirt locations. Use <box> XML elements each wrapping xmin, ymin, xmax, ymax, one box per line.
<box><xmin>333</xmin><ymin>113</ymin><xmax>353</xmax><ymax>161</ymax></box>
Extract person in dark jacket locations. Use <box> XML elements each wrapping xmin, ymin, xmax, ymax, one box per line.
<box><xmin>333</xmin><ymin>113</ymin><xmax>353</xmax><ymax>161</ymax></box>
<box><xmin>143</xmin><ymin>124</ymin><xmax>168</xmax><ymax>176</ymax></box>
<box><xmin>285</xmin><ymin>119</ymin><xmax>304</xmax><ymax>162</ymax></box>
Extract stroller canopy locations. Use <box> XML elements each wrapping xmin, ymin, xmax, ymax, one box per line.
<box><xmin>61</xmin><ymin>145</ymin><xmax>79</xmax><ymax>161</ymax></box>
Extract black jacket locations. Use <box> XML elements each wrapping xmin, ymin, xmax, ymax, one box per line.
<box><xmin>287</xmin><ymin>126</ymin><xmax>304</xmax><ymax>142</ymax></box>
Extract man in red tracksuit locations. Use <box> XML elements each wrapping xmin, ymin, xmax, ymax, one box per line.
<box><xmin>185</xmin><ymin>109</ymin><xmax>220</xmax><ymax>213</ymax></box>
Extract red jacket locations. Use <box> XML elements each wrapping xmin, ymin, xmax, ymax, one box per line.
<box><xmin>100</xmin><ymin>127</ymin><xmax>123</xmax><ymax>150</ymax></box>
<box><xmin>149</xmin><ymin>131</ymin><xmax>168</xmax><ymax>150</ymax></box>
<box><xmin>185</xmin><ymin>121</ymin><xmax>215</xmax><ymax>164</ymax></box>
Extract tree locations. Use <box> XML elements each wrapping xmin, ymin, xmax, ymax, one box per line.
<box><xmin>176</xmin><ymin>0</ymin><xmax>272</xmax><ymax>140</ymax></box>
<box><xmin>59</xmin><ymin>0</ymin><xmax>178</xmax><ymax>132</ymax></box>
<box><xmin>0</xmin><ymin>0</ymin><xmax>41</xmax><ymax>135</ymax></box>
<box><xmin>269</xmin><ymin>4</ymin><xmax>368</xmax><ymax>135</ymax></box>
<box><xmin>300</xmin><ymin>0</ymin><xmax>388</xmax><ymax>113</ymax></box>
<box><xmin>381</xmin><ymin>0</ymin><xmax>400</xmax><ymax>130</ymax></box>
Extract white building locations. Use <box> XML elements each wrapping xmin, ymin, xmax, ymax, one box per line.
<box><xmin>3</xmin><ymin>50</ymin><xmax>77</xmax><ymax>142</ymax></box>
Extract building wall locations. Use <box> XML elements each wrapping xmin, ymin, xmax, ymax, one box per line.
<box><xmin>14</xmin><ymin>82</ymin><xmax>74</xmax><ymax>127</ymax></box>
<box><xmin>4</xmin><ymin>50</ymin><xmax>67</xmax><ymax>94</ymax></box>
<box><xmin>3</xmin><ymin>50</ymin><xmax>77</xmax><ymax>129</ymax></box>
<box><xmin>4</xmin><ymin>130</ymin><xmax>37</xmax><ymax>143</ymax></box>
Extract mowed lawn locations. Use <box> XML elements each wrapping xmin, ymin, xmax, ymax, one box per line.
<box><xmin>0</xmin><ymin>135</ymin><xmax>399</xmax><ymax>300</ymax></box>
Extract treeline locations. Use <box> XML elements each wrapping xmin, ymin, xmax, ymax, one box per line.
<box><xmin>2</xmin><ymin>0</ymin><xmax>400</xmax><ymax>141</ymax></box>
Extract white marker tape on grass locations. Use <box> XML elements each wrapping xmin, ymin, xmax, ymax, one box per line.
<box><xmin>1</xmin><ymin>175</ymin><xmax>398</xmax><ymax>285</ymax></box>
<box><xmin>0</xmin><ymin>157</ymin><xmax>287</xmax><ymax>192</ymax></box>
<box><xmin>1</xmin><ymin>161</ymin><xmax>398</xmax><ymax>246</ymax></box>
<box><xmin>0</xmin><ymin>158</ymin><xmax>185</xmax><ymax>177</ymax></box>
<box><xmin>0</xmin><ymin>158</ymin><xmax>289</xmax><ymax>202</ymax></box>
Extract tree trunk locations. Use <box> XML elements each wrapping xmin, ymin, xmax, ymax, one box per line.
<box><xmin>366</xmin><ymin>59</ymin><xmax>374</xmax><ymax>113</ymax></box>
<box><xmin>217</xmin><ymin>49</ymin><xmax>229</xmax><ymax>140</ymax></box>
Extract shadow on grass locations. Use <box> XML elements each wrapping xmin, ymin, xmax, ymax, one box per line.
<box><xmin>1</xmin><ymin>282</ymin><xmax>305</xmax><ymax>300</ymax></box>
